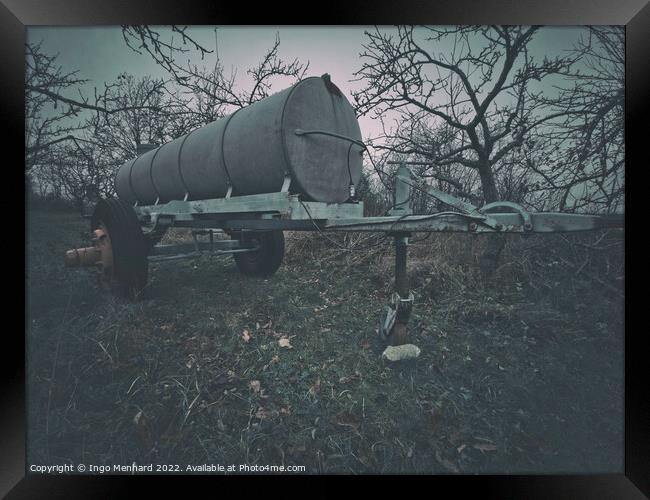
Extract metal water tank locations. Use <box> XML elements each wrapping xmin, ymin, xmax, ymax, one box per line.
<box><xmin>114</xmin><ymin>75</ymin><xmax>363</xmax><ymax>205</ymax></box>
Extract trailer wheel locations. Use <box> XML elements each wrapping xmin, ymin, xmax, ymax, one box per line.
<box><xmin>91</xmin><ymin>198</ymin><xmax>149</xmax><ymax>298</ymax></box>
<box><xmin>233</xmin><ymin>230</ymin><xmax>285</xmax><ymax>277</ymax></box>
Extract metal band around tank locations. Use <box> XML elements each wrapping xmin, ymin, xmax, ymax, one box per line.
<box><xmin>176</xmin><ymin>130</ymin><xmax>195</xmax><ymax>198</ymax></box>
<box><xmin>279</xmin><ymin>77</ymin><xmax>321</xmax><ymax>194</ymax></box>
<box><xmin>219</xmin><ymin>107</ymin><xmax>241</xmax><ymax>188</ymax></box>
<box><xmin>113</xmin><ymin>168</ymin><xmax>119</xmax><ymax>200</ymax></box>
<box><xmin>128</xmin><ymin>155</ymin><xmax>141</xmax><ymax>204</ymax></box>
<box><xmin>148</xmin><ymin>144</ymin><xmax>163</xmax><ymax>202</ymax></box>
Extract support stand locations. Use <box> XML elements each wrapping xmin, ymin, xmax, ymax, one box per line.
<box><xmin>379</xmin><ymin>163</ymin><xmax>416</xmax><ymax>346</ymax></box>
<box><xmin>389</xmin><ymin>232</ymin><xmax>414</xmax><ymax>345</ymax></box>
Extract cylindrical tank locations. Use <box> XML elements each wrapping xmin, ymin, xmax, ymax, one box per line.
<box><xmin>114</xmin><ymin>75</ymin><xmax>363</xmax><ymax>205</ymax></box>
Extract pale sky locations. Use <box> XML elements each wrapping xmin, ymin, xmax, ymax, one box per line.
<box><xmin>27</xmin><ymin>26</ymin><xmax>591</xmax><ymax>142</ymax></box>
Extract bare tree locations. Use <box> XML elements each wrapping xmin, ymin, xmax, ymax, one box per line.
<box><xmin>122</xmin><ymin>26</ymin><xmax>310</xmax><ymax>122</ymax></box>
<box><xmin>25</xmin><ymin>41</ymin><xmax>167</xmax><ymax>177</ymax></box>
<box><xmin>87</xmin><ymin>74</ymin><xmax>173</xmax><ymax>157</ymax></box>
<box><xmin>28</xmin><ymin>27</ymin><xmax>310</xmax><ymax>211</ymax></box>
<box><xmin>530</xmin><ymin>26</ymin><xmax>624</xmax><ymax>213</ymax></box>
<box><xmin>29</xmin><ymin>72</ymin><xmax>176</xmax><ymax>210</ymax></box>
<box><xmin>25</xmin><ymin>42</ymin><xmax>89</xmax><ymax>173</ymax></box>
<box><xmin>73</xmin><ymin>74</ymin><xmax>178</xmax><ymax>205</ymax></box>
<box><xmin>353</xmin><ymin>26</ymin><xmax>579</xmax><ymax>274</ymax></box>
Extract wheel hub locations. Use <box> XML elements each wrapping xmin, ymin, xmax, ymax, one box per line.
<box><xmin>64</xmin><ymin>223</ymin><xmax>114</xmax><ymax>284</ymax></box>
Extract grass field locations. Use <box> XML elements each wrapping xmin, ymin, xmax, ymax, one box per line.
<box><xmin>26</xmin><ymin>208</ymin><xmax>624</xmax><ymax>474</ymax></box>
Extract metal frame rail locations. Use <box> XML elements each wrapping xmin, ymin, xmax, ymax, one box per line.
<box><xmin>133</xmin><ymin>161</ymin><xmax>623</xmax><ymax>346</ymax></box>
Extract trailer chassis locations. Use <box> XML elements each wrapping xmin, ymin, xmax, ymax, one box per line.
<box><xmin>66</xmin><ymin>163</ymin><xmax>624</xmax><ymax>348</ymax></box>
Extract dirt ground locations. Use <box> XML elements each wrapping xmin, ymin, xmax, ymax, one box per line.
<box><xmin>26</xmin><ymin>209</ymin><xmax>624</xmax><ymax>474</ymax></box>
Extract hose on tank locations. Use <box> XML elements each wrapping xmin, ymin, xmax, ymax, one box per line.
<box><xmin>294</xmin><ymin>128</ymin><xmax>393</xmax><ymax>194</ymax></box>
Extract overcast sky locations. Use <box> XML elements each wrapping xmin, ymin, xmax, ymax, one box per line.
<box><xmin>27</xmin><ymin>26</ymin><xmax>591</xmax><ymax>141</ymax></box>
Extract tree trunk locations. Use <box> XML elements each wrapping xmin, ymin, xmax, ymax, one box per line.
<box><xmin>478</xmin><ymin>164</ymin><xmax>506</xmax><ymax>278</ymax></box>
<box><xmin>74</xmin><ymin>196</ymin><xmax>85</xmax><ymax>215</ymax></box>
<box><xmin>478</xmin><ymin>163</ymin><xmax>499</xmax><ymax>203</ymax></box>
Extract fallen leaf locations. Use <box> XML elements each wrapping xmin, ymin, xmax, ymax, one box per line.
<box><xmin>249</xmin><ymin>380</ymin><xmax>261</xmax><ymax>393</ymax></box>
<box><xmin>308</xmin><ymin>378</ymin><xmax>321</xmax><ymax>396</ymax></box>
<box><xmin>278</xmin><ymin>337</ymin><xmax>293</xmax><ymax>349</ymax></box>
<box><xmin>133</xmin><ymin>410</ymin><xmax>145</xmax><ymax>425</ymax></box>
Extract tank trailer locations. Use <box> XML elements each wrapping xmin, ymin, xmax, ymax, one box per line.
<box><xmin>64</xmin><ymin>74</ymin><xmax>624</xmax><ymax>349</ymax></box>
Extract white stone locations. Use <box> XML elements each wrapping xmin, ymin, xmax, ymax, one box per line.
<box><xmin>381</xmin><ymin>344</ymin><xmax>421</xmax><ymax>362</ymax></box>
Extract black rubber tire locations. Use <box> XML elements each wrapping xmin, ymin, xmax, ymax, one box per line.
<box><xmin>233</xmin><ymin>230</ymin><xmax>285</xmax><ymax>277</ymax></box>
<box><xmin>91</xmin><ymin>198</ymin><xmax>149</xmax><ymax>298</ymax></box>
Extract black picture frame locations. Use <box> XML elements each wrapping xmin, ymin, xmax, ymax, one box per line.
<box><xmin>5</xmin><ymin>1</ymin><xmax>645</xmax><ymax>497</ymax></box>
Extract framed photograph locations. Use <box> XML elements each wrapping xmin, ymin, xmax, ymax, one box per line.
<box><xmin>5</xmin><ymin>0</ymin><xmax>644</xmax><ymax>497</ymax></box>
